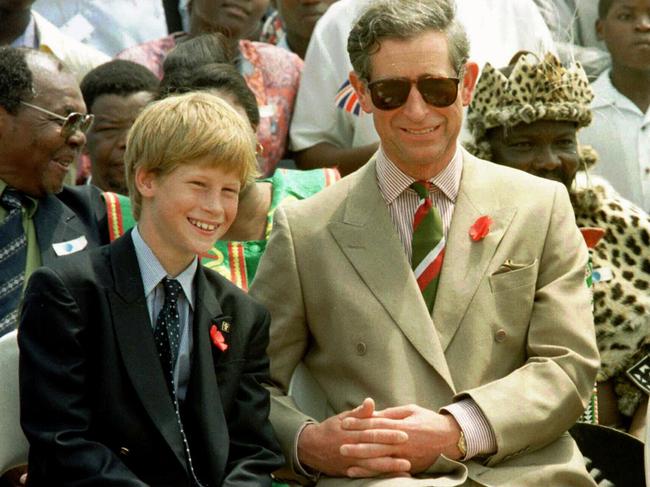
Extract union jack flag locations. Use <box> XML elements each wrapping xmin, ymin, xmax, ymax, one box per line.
<box><xmin>334</xmin><ymin>79</ymin><xmax>361</xmax><ymax>116</ymax></box>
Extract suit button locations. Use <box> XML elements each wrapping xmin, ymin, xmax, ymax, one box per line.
<box><xmin>119</xmin><ymin>447</ymin><xmax>130</xmax><ymax>456</ymax></box>
<box><xmin>495</xmin><ymin>329</ymin><xmax>507</xmax><ymax>342</ymax></box>
<box><xmin>356</xmin><ymin>342</ymin><xmax>367</xmax><ymax>355</ymax></box>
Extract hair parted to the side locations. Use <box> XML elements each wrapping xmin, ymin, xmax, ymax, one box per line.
<box><xmin>347</xmin><ymin>0</ymin><xmax>469</xmax><ymax>81</ymax></box>
<box><xmin>124</xmin><ymin>91</ymin><xmax>258</xmax><ymax>220</ymax></box>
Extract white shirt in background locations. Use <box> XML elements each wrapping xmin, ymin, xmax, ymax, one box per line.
<box><xmin>579</xmin><ymin>70</ymin><xmax>650</xmax><ymax>212</ymax></box>
<box><xmin>32</xmin><ymin>0</ymin><xmax>168</xmax><ymax>56</ymax></box>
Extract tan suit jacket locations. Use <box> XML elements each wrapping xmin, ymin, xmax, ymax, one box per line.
<box><xmin>250</xmin><ymin>150</ymin><xmax>600</xmax><ymax>486</ymax></box>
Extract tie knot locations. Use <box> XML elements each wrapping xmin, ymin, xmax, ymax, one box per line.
<box><xmin>410</xmin><ymin>181</ymin><xmax>432</xmax><ymax>199</ymax></box>
<box><xmin>162</xmin><ymin>277</ymin><xmax>182</xmax><ymax>302</ymax></box>
<box><xmin>1</xmin><ymin>188</ymin><xmax>25</xmax><ymax>211</ymax></box>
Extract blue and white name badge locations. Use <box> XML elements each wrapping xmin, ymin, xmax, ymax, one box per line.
<box><xmin>627</xmin><ymin>355</ymin><xmax>650</xmax><ymax>395</ymax></box>
<box><xmin>592</xmin><ymin>267</ymin><xmax>613</xmax><ymax>283</ymax></box>
<box><xmin>52</xmin><ymin>236</ymin><xmax>88</xmax><ymax>256</ymax></box>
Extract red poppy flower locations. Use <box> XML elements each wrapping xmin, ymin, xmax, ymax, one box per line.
<box><xmin>469</xmin><ymin>215</ymin><xmax>493</xmax><ymax>241</ymax></box>
<box><xmin>210</xmin><ymin>325</ymin><xmax>228</xmax><ymax>352</ymax></box>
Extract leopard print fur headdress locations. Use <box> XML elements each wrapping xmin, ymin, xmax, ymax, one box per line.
<box><xmin>466</xmin><ymin>51</ymin><xmax>594</xmax><ymax>150</ymax></box>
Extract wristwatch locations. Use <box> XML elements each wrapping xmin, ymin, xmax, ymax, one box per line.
<box><xmin>457</xmin><ymin>430</ymin><xmax>467</xmax><ymax>459</ymax></box>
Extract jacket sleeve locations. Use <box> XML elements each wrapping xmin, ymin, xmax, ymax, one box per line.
<box><xmin>19</xmin><ymin>266</ymin><xmax>147</xmax><ymax>486</ymax></box>
<box><xmin>462</xmin><ymin>184</ymin><xmax>600</xmax><ymax>465</ymax></box>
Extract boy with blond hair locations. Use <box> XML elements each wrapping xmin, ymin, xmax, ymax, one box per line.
<box><xmin>18</xmin><ymin>92</ymin><xmax>284</xmax><ymax>486</ymax></box>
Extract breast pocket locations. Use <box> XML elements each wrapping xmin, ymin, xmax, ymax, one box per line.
<box><xmin>489</xmin><ymin>259</ymin><xmax>538</xmax><ymax>294</ymax></box>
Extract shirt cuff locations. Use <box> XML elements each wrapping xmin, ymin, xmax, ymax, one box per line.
<box><xmin>441</xmin><ymin>399</ymin><xmax>497</xmax><ymax>460</ymax></box>
<box><xmin>293</xmin><ymin>421</ymin><xmax>320</xmax><ymax>481</ymax></box>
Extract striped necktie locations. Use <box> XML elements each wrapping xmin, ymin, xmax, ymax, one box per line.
<box><xmin>410</xmin><ymin>181</ymin><xmax>446</xmax><ymax>313</ymax></box>
<box><xmin>153</xmin><ymin>278</ymin><xmax>207</xmax><ymax>486</ymax></box>
<box><xmin>0</xmin><ymin>188</ymin><xmax>27</xmax><ymax>336</ymax></box>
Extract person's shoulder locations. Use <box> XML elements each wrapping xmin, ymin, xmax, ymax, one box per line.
<box><xmin>54</xmin><ymin>184</ymin><xmax>110</xmax><ymax>244</ymax></box>
<box><xmin>31</xmin><ymin>237</ymin><xmax>111</xmax><ymax>288</ymax></box>
<box><xmin>314</xmin><ymin>0</ymin><xmax>367</xmax><ymax>34</ymax></box>
<box><xmin>199</xmin><ymin>264</ymin><xmax>269</xmax><ymax>317</ymax></box>
<box><xmin>244</xmin><ymin>40</ymin><xmax>303</xmax><ymax>70</ymax></box>
<box><xmin>271</xmin><ymin>167</ymin><xmax>341</xmax><ymax>199</ymax></box>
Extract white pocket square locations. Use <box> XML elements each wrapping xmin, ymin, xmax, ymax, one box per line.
<box><xmin>52</xmin><ymin>236</ymin><xmax>88</xmax><ymax>256</ymax></box>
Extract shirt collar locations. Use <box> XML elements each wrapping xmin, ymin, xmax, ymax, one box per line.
<box><xmin>591</xmin><ymin>69</ymin><xmax>646</xmax><ymax>116</ymax></box>
<box><xmin>131</xmin><ymin>225</ymin><xmax>197</xmax><ymax>310</ymax></box>
<box><xmin>376</xmin><ymin>145</ymin><xmax>462</xmax><ymax>205</ymax></box>
<box><xmin>0</xmin><ymin>179</ymin><xmax>40</xmax><ymax>218</ymax></box>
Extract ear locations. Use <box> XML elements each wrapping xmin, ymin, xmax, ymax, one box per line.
<box><xmin>595</xmin><ymin>19</ymin><xmax>604</xmax><ymax>41</ymax></box>
<box><xmin>349</xmin><ymin>71</ymin><xmax>373</xmax><ymax>114</ymax></box>
<box><xmin>134</xmin><ymin>166</ymin><xmax>158</xmax><ymax>199</ymax></box>
<box><xmin>460</xmin><ymin>61</ymin><xmax>480</xmax><ymax>107</ymax></box>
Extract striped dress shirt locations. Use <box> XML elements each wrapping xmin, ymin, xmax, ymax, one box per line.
<box><xmin>375</xmin><ymin>147</ymin><xmax>497</xmax><ymax>460</ymax></box>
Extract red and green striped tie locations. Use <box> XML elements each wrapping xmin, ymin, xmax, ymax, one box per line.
<box><xmin>411</xmin><ymin>181</ymin><xmax>446</xmax><ymax>313</ymax></box>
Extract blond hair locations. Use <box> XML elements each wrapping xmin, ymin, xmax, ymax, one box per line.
<box><xmin>124</xmin><ymin>91</ymin><xmax>258</xmax><ymax>219</ymax></box>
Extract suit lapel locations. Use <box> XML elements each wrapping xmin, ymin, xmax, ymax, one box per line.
<box><xmin>328</xmin><ymin>160</ymin><xmax>455</xmax><ymax>391</ymax></box>
<box><xmin>183</xmin><ymin>268</ymin><xmax>228</xmax><ymax>483</ymax></box>
<box><xmin>106</xmin><ymin>233</ymin><xmax>188</xmax><ymax>469</ymax></box>
<box><xmin>35</xmin><ymin>194</ymin><xmax>86</xmax><ymax>266</ymax></box>
<box><xmin>433</xmin><ymin>151</ymin><xmax>517</xmax><ymax>350</ymax></box>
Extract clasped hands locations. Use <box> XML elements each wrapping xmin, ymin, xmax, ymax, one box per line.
<box><xmin>297</xmin><ymin>398</ymin><xmax>463</xmax><ymax>478</ymax></box>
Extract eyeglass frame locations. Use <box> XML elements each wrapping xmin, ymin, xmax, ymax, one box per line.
<box><xmin>19</xmin><ymin>101</ymin><xmax>94</xmax><ymax>139</ymax></box>
<box><xmin>364</xmin><ymin>74</ymin><xmax>462</xmax><ymax>111</ymax></box>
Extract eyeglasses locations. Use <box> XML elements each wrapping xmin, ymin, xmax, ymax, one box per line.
<box><xmin>366</xmin><ymin>75</ymin><xmax>460</xmax><ymax>110</ymax></box>
<box><xmin>20</xmin><ymin>101</ymin><xmax>94</xmax><ymax>138</ymax></box>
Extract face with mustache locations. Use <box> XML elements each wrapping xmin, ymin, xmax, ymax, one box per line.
<box><xmin>486</xmin><ymin>120</ymin><xmax>580</xmax><ymax>190</ymax></box>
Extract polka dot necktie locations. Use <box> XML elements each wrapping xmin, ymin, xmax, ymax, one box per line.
<box><xmin>0</xmin><ymin>188</ymin><xmax>27</xmax><ymax>337</ymax></box>
<box><xmin>410</xmin><ymin>181</ymin><xmax>446</xmax><ymax>314</ymax></box>
<box><xmin>154</xmin><ymin>277</ymin><xmax>183</xmax><ymax>399</ymax></box>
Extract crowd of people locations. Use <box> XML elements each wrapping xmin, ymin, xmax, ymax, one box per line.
<box><xmin>0</xmin><ymin>0</ymin><xmax>649</xmax><ymax>485</ymax></box>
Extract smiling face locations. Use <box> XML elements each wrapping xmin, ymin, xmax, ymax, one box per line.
<box><xmin>190</xmin><ymin>0</ymin><xmax>269</xmax><ymax>40</ymax></box>
<box><xmin>136</xmin><ymin>161</ymin><xmax>241</xmax><ymax>275</ymax></box>
<box><xmin>0</xmin><ymin>56</ymin><xmax>87</xmax><ymax>197</ymax></box>
<box><xmin>351</xmin><ymin>30</ymin><xmax>477</xmax><ymax>180</ymax></box>
<box><xmin>486</xmin><ymin>120</ymin><xmax>580</xmax><ymax>190</ymax></box>
<box><xmin>597</xmin><ymin>0</ymin><xmax>650</xmax><ymax>71</ymax></box>
<box><xmin>86</xmin><ymin>91</ymin><xmax>153</xmax><ymax>194</ymax></box>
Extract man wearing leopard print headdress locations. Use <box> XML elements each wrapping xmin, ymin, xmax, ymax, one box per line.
<box><xmin>467</xmin><ymin>51</ymin><xmax>650</xmax><ymax>439</ymax></box>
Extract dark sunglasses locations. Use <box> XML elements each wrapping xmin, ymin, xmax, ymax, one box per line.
<box><xmin>20</xmin><ymin>101</ymin><xmax>94</xmax><ymax>138</ymax></box>
<box><xmin>366</xmin><ymin>75</ymin><xmax>460</xmax><ymax>110</ymax></box>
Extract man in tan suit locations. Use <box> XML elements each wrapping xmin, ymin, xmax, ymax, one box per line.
<box><xmin>250</xmin><ymin>0</ymin><xmax>600</xmax><ymax>485</ymax></box>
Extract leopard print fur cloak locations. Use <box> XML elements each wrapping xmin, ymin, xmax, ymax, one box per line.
<box><xmin>573</xmin><ymin>178</ymin><xmax>650</xmax><ymax>416</ymax></box>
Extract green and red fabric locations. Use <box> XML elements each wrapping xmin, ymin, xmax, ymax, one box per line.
<box><xmin>410</xmin><ymin>181</ymin><xmax>445</xmax><ymax>313</ymax></box>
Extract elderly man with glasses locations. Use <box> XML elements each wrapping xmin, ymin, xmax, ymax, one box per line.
<box><xmin>250</xmin><ymin>0</ymin><xmax>600</xmax><ymax>485</ymax></box>
<box><xmin>0</xmin><ymin>46</ymin><xmax>109</xmax><ymax>338</ymax></box>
